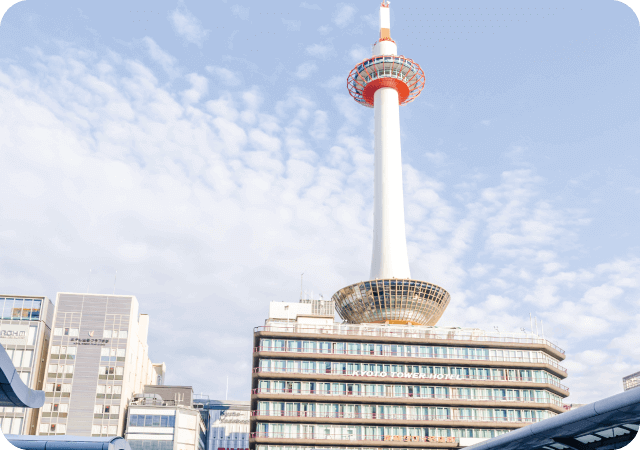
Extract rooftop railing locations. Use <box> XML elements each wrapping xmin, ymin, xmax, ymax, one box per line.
<box><xmin>255</xmin><ymin>324</ymin><xmax>565</xmax><ymax>355</ymax></box>
<box><xmin>251</xmin><ymin>368</ymin><xmax>570</xmax><ymax>392</ymax></box>
<box><xmin>254</xmin><ymin>346</ymin><xmax>567</xmax><ymax>374</ymax></box>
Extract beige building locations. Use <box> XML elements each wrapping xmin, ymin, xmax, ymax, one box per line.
<box><xmin>36</xmin><ymin>292</ymin><xmax>164</xmax><ymax>437</ymax></box>
<box><xmin>0</xmin><ymin>295</ymin><xmax>54</xmax><ymax>435</ymax></box>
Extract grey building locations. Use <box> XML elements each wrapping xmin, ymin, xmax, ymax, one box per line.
<box><xmin>0</xmin><ymin>295</ymin><xmax>54</xmax><ymax>435</ymax></box>
<box><xmin>36</xmin><ymin>293</ymin><xmax>163</xmax><ymax>438</ymax></box>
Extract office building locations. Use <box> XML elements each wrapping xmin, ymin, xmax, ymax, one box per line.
<box><xmin>196</xmin><ymin>399</ymin><xmax>250</xmax><ymax>450</ymax></box>
<box><xmin>623</xmin><ymin>371</ymin><xmax>640</xmax><ymax>391</ymax></box>
<box><xmin>124</xmin><ymin>385</ymin><xmax>206</xmax><ymax>450</ymax></box>
<box><xmin>0</xmin><ymin>295</ymin><xmax>54</xmax><ymax>435</ymax></box>
<box><xmin>249</xmin><ymin>3</ymin><xmax>569</xmax><ymax>449</ymax></box>
<box><xmin>36</xmin><ymin>292</ymin><xmax>164</xmax><ymax>438</ymax></box>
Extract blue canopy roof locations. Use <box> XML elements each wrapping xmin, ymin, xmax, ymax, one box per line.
<box><xmin>466</xmin><ymin>386</ymin><xmax>640</xmax><ymax>450</ymax></box>
<box><xmin>5</xmin><ymin>435</ymin><xmax>131</xmax><ymax>450</ymax></box>
<box><xmin>0</xmin><ymin>343</ymin><xmax>44</xmax><ymax>408</ymax></box>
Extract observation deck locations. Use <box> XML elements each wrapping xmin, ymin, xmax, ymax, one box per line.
<box><xmin>332</xmin><ymin>279</ymin><xmax>450</xmax><ymax>327</ymax></box>
<box><xmin>347</xmin><ymin>55</ymin><xmax>425</xmax><ymax>108</ymax></box>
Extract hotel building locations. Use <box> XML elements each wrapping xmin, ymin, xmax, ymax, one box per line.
<box><xmin>0</xmin><ymin>295</ymin><xmax>54</xmax><ymax>435</ymax></box>
<box><xmin>250</xmin><ymin>2</ymin><xmax>569</xmax><ymax>449</ymax></box>
<box><xmin>36</xmin><ymin>292</ymin><xmax>164</xmax><ymax>438</ymax></box>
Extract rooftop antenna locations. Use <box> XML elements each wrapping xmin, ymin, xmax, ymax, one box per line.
<box><xmin>535</xmin><ymin>316</ymin><xmax>539</xmax><ymax>337</ymax></box>
<box><xmin>112</xmin><ymin>270</ymin><xmax>118</xmax><ymax>295</ymax></box>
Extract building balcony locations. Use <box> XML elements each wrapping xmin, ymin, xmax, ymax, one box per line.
<box><xmin>251</xmin><ymin>411</ymin><xmax>548</xmax><ymax>428</ymax></box>
<box><xmin>250</xmin><ymin>389</ymin><xmax>565</xmax><ymax>413</ymax></box>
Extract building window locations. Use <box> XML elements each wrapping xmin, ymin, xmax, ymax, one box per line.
<box><xmin>129</xmin><ymin>414</ymin><xmax>176</xmax><ymax>427</ymax></box>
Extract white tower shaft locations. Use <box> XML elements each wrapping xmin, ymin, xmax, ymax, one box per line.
<box><xmin>369</xmin><ymin>3</ymin><xmax>411</xmax><ymax>280</ymax></box>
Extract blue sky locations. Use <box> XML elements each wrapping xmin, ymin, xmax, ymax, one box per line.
<box><xmin>0</xmin><ymin>0</ymin><xmax>639</xmax><ymax>404</ymax></box>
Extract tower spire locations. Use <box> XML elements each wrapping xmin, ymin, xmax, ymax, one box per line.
<box><xmin>334</xmin><ymin>2</ymin><xmax>451</xmax><ymax>326</ymax></box>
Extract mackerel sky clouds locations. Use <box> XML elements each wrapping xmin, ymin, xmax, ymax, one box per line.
<box><xmin>0</xmin><ymin>0</ymin><xmax>639</xmax><ymax>403</ymax></box>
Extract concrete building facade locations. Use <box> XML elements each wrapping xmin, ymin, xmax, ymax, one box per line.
<box><xmin>0</xmin><ymin>295</ymin><xmax>54</xmax><ymax>435</ymax></box>
<box><xmin>36</xmin><ymin>292</ymin><xmax>163</xmax><ymax>438</ymax></box>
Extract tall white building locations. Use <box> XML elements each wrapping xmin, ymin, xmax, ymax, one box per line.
<box><xmin>36</xmin><ymin>292</ymin><xmax>164</xmax><ymax>437</ymax></box>
<box><xmin>0</xmin><ymin>295</ymin><xmax>54</xmax><ymax>435</ymax></box>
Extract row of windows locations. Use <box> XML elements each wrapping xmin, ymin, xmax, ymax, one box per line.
<box><xmin>129</xmin><ymin>441</ymin><xmax>174</xmax><ymax>450</ymax></box>
<box><xmin>0</xmin><ymin>298</ymin><xmax>42</xmax><ymax>321</ymax></box>
<box><xmin>255</xmin><ymin>380</ymin><xmax>563</xmax><ymax>405</ymax></box>
<box><xmin>42</xmin><ymin>403</ymin><xmax>69</xmax><ymax>413</ymax></box>
<box><xmin>258</xmin><ymin>339</ymin><xmax>562</xmax><ymax>367</ymax></box>
<box><xmin>5</xmin><ymin>348</ymin><xmax>34</xmax><ymax>368</ymax></box>
<box><xmin>48</xmin><ymin>364</ymin><xmax>74</xmax><ymax>374</ymax></box>
<box><xmin>92</xmin><ymin>424</ymin><xmax>118</xmax><ymax>435</ymax></box>
<box><xmin>255</xmin><ymin>423</ymin><xmax>509</xmax><ymax>440</ymax></box>
<box><xmin>257</xmin><ymin>360</ymin><xmax>564</xmax><ymax>387</ymax></box>
<box><xmin>39</xmin><ymin>423</ymin><xmax>66</xmax><ymax>434</ymax></box>
<box><xmin>45</xmin><ymin>384</ymin><xmax>123</xmax><ymax>394</ymax></box>
<box><xmin>256</xmin><ymin>401</ymin><xmax>556</xmax><ymax>423</ymax></box>
<box><xmin>94</xmin><ymin>405</ymin><xmax>120</xmax><ymax>414</ymax></box>
<box><xmin>128</xmin><ymin>414</ymin><xmax>176</xmax><ymax>427</ymax></box>
<box><xmin>0</xmin><ymin>417</ymin><xmax>23</xmax><ymax>435</ymax></box>
<box><xmin>53</xmin><ymin>328</ymin><xmax>128</xmax><ymax>339</ymax></box>
<box><xmin>99</xmin><ymin>366</ymin><xmax>124</xmax><ymax>375</ymax></box>
<box><xmin>101</xmin><ymin>347</ymin><xmax>127</xmax><ymax>360</ymax></box>
<box><xmin>50</xmin><ymin>346</ymin><xmax>76</xmax><ymax>358</ymax></box>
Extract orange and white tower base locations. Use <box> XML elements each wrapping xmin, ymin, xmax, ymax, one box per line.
<box><xmin>333</xmin><ymin>1</ymin><xmax>450</xmax><ymax>326</ymax></box>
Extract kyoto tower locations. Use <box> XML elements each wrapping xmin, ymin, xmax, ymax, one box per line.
<box><xmin>332</xmin><ymin>1</ymin><xmax>451</xmax><ymax>326</ymax></box>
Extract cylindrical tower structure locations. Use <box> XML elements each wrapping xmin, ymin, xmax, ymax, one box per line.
<box><xmin>335</xmin><ymin>1</ymin><xmax>450</xmax><ymax>326</ymax></box>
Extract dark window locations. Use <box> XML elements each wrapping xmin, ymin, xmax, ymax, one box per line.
<box><xmin>129</xmin><ymin>414</ymin><xmax>137</xmax><ymax>425</ymax></box>
<box><xmin>53</xmin><ymin>404</ymin><xmax>59</xmax><ymax>412</ymax></box>
<box><xmin>55</xmin><ymin>384</ymin><xmax>61</xmax><ymax>392</ymax></box>
<box><xmin>152</xmin><ymin>415</ymin><xmax>160</xmax><ymax>426</ymax></box>
<box><xmin>104</xmin><ymin>406</ymin><xmax>110</xmax><ymax>414</ymax></box>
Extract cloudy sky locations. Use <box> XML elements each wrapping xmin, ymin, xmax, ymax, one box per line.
<box><xmin>0</xmin><ymin>0</ymin><xmax>639</xmax><ymax>404</ymax></box>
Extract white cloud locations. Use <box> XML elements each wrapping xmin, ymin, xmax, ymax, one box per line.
<box><xmin>318</xmin><ymin>25</ymin><xmax>332</xmax><ymax>34</ymax></box>
<box><xmin>169</xmin><ymin>3</ymin><xmax>209</xmax><ymax>47</ymax></box>
<box><xmin>333</xmin><ymin>3</ymin><xmax>357</xmax><ymax>28</ymax></box>
<box><xmin>231</xmin><ymin>4</ymin><xmax>249</xmax><ymax>21</ymax></box>
<box><xmin>300</xmin><ymin>2</ymin><xmax>321</xmax><ymax>10</ymax></box>
<box><xmin>306</xmin><ymin>43</ymin><xmax>334</xmax><ymax>59</ymax></box>
<box><xmin>349</xmin><ymin>45</ymin><xmax>369</xmax><ymax>62</ymax></box>
<box><xmin>424</xmin><ymin>151</ymin><xmax>447</xmax><ymax>165</ymax></box>
<box><xmin>142</xmin><ymin>37</ymin><xmax>180</xmax><ymax>78</ymax></box>
<box><xmin>181</xmin><ymin>73</ymin><xmax>208</xmax><ymax>104</ymax></box>
<box><xmin>206</xmin><ymin>66</ymin><xmax>241</xmax><ymax>87</ymax></box>
<box><xmin>294</xmin><ymin>61</ymin><xmax>317</xmax><ymax>80</ymax></box>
